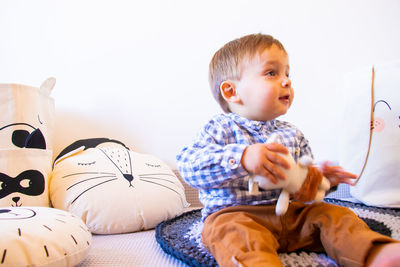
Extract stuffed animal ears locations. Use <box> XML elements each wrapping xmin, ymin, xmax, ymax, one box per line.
<box><xmin>40</xmin><ymin>77</ymin><xmax>56</xmax><ymax>95</ymax></box>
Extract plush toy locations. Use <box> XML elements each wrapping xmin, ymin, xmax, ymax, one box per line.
<box><xmin>248</xmin><ymin>134</ymin><xmax>331</xmax><ymax>215</ymax></box>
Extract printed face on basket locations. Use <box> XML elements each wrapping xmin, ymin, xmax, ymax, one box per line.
<box><xmin>372</xmin><ymin>100</ymin><xmax>400</xmax><ymax>134</ymax></box>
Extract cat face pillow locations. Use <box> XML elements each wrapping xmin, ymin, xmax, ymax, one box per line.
<box><xmin>50</xmin><ymin>138</ymin><xmax>189</xmax><ymax>234</ymax></box>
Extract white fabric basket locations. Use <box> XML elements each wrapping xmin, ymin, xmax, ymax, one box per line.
<box><xmin>0</xmin><ymin>78</ymin><xmax>55</xmax><ymax>207</ymax></box>
<box><xmin>340</xmin><ymin>62</ymin><xmax>400</xmax><ymax>207</ymax></box>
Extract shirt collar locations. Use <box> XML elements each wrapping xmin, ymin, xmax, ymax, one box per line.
<box><xmin>227</xmin><ymin>113</ymin><xmax>276</xmax><ymax>131</ymax></box>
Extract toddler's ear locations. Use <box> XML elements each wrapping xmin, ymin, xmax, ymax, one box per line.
<box><xmin>220</xmin><ymin>80</ymin><xmax>241</xmax><ymax>103</ymax></box>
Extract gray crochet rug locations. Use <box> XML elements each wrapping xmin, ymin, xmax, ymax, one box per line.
<box><xmin>156</xmin><ymin>199</ymin><xmax>400</xmax><ymax>267</ymax></box>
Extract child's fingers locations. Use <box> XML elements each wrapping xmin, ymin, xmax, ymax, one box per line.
<box><xmin>334</xmin><ymin>172</ymin><xmax>358</xmax><ymax>179</ymax></box>
<box><xmin>344</xmin><ymin>179</ymin><xmax>357</xmax><ymax>186</ymax></box>
<box><xmin>326</xmin><ymin>169</ymin><xmax>357</xmax><ymax>179</ymax></box>
<box><xmin>241</xmin><ymin>143</ymin><xmax>288</xmax><ymax>184</ymax></box>
<box><xmin>261</xmin><ymin>161</ymin><xmax>286</xmax><ymax>183</ymax></box>
<box><xmin>321</xmin><ymin>165</ymin><xmax>357</xmax><ymax>179</ymax></box>
<box><xmin>316</xmin><ymin>161</ymin><xmax>358</xmax><ymax>187</ymax></box>
<box><xmin>328</xmin><ymin>176</ymin><xmax>357</xmax><ymax>187</ymax></box>
<box><xmin>335</xmin><ymin>177</ymin><xmax>353</xmax><ymax>184</ymax></box>
<box><xmin>266</xmin><ymin>143</ymin><xmax>289</xmax><ymax>155</ymax></box>
<box><xmin>265</xmin><ymin>145</ymin><xmax>290</xmax><ymax>170</ymax></box>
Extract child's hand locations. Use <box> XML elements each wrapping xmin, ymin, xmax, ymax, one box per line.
<box><xmin>241</xmin><ymin>143</ymin><xmax>290</xmax><ymax>184</ymax></box>
<box><xmin>319</xmin><ymin>161</ymin><xmax>358</xmax><ymax>187</ymax></box>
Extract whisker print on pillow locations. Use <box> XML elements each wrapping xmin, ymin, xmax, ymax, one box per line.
<box><xmin>94</xmin><ymin>145</ymin><xmax>183</xmax><ymax>197</ymax></box>
<box><xmin>62</xmin><ymin>172</ymin><xmax>116</xmax><ymax>179</ymax></box>
<box><xmin>61</xmin><ymin>172</ymin><xmax>118</xmax><ymax>204</ymax></box>
<box><xmin>55</xmin><ymin>145</ymin><xmax>187</xmax><ymax>200</ymax></box>
<box><xmin>139</xmin><ymin>173</ymin><xmax>184</xmax><ymax>196</ymax></box>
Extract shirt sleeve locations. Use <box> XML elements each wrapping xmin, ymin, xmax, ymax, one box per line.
<box><xmin>298</xmin><ymin>129</ymin><xmax>314</xmax><ymax>160</ymax></box>
<box><xmin>176</xmin><ymin>119</ymin><xmax>249</xmax><ymax>190</ymax></box>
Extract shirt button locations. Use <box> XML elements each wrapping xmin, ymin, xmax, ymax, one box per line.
<box><xmin>295</xmin><ymin>149</ymin><xmax>300</xmax><ymax>155</ymax></box>
<box><xmin>229</xmin><ymin>158</ymin><xmax>236</xmax><ymax>165</ymax></box>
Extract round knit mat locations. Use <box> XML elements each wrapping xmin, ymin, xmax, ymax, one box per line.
<box><xmin>155</xmin><ymin>199</ymin><xmax>400</xmax><ymax>267</ymax></box>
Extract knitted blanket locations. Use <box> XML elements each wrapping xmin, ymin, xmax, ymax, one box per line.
<box><xmin>156</xmin><ymin>199</ymin><xmax>400</xmax><ymax>267</ymax></box>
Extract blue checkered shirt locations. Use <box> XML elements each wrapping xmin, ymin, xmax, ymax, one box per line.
<box><xmin>176</xmin><ymin>113</ymin><xmax>313</xmax><ymax>220</ymax></box>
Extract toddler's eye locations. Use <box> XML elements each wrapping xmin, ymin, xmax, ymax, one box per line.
<box><xmin>265</xmin><ymin>71</ymin><xmax>275</xmax><ymax>76</ymax></box>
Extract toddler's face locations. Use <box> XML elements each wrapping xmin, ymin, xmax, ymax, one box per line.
<box><xmin>234</xmin><ymin>44</ymin><xmax>293</xmax><ymax>121</ymax></box>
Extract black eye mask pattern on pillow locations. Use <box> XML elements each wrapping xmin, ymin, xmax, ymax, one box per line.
<box><xmin>0</xmin><ymin>148</ymin><xmax>51</xmax><ymax>207</ymax></box>
<box><xmin>0</xmin><ymin>170</ymin><xmax>45</xmax><ymax>207</ymax></box>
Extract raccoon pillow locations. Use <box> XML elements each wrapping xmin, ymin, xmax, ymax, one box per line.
<box><xmin>50</xmin><ymin>138</ymin><xmax>189</xmax><ymax>234</ymax></box>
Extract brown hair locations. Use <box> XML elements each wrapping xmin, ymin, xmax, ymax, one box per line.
<box><xmin>209</xmin><ymin>33</ymin><xmax>286</xmax><ymax>112</ymax></box>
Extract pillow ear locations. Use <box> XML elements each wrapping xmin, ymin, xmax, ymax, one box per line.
<box><xmin>39</xmin><ymin>77</ymin><xmax>56</xmax><ymax>95</ymax></box>
<box><xmin>53</xmin><ymin>146</ymin><xmax>85</xmax><ymax>167</ymax></box>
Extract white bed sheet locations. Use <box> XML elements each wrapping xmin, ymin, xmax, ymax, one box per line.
<box><xmin>77</xmin><ymin>173</ymin><xmax>199</xmax><ymax>267</ymax></box>
<box><xmin>78</xmin><ymin>229</ymin><xmax>187</xmax><ymax>267</ymax></box>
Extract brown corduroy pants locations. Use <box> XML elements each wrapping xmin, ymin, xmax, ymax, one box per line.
<box><xmin>202</xmin><ymin>202</ymin><xmax>397</xmax><ymax>267</ymax></box>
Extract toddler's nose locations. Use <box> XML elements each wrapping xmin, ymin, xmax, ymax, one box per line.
<box><xmin>281</xmin><ymin>77</ymin><xmax>291</xmax><ymax>87</ymax></box>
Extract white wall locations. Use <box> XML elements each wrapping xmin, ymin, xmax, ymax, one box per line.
<box><xmin>1</xmin><ymin>0</ymin><xmax>400</xmax><ymax>167</ymax></box>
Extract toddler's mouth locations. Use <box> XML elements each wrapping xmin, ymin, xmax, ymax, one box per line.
<box><xmin>279</xmin><ymin>95</ymin><xmax>290</xmax><ymax>101</ymax></box>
